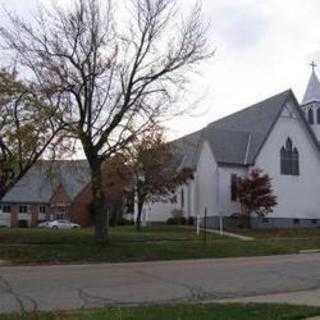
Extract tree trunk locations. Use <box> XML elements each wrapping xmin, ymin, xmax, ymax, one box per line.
<box><xmin>91</xmin><ymin>160</ymin><xmax>108</xmax><ymax>242</ymax></box>
<box><xmin>239</xmin><ymin>203</ymin><xmax>251</xmax><ymax>229</ymax></box>
<box><xmin>136</xmin><ymin>199</ymin><xmax>144</xmax><ymax>231</ymax></box>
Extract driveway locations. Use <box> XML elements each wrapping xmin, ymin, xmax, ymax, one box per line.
<box><xmin>1</xmin><ymin>253</ymin><xmax>320</xmax><ymax>313</ymax></box>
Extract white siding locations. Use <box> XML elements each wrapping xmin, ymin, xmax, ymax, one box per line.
<box><xmin>255</xmin><ymin>100</ymin><xmax>320</xmax><ymax>219</ymax></box>
<box><xmin>195</xmin><ymin>141</ymin><xmax>219</xmax><ymax>217</ymax></box>
<box><xmin>148</xmin><ymin>194</ymin><xmax>180</xmax><ymax>222</ymax></box>
<box><xmin>217</xmin><ymin>166</ymin><xmax>247</xmax><ymax>216</ymax></box>
<box><xmin>147</xmin><ymin>182</ymin><xmax>194</xmax><ymax>222</ymax></box>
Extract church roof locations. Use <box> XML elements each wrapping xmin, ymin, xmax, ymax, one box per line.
<box><xmin>302</xmin><ymin>70</ymin><xmax>320</xmax><ymax>105</ymax></box>
<box><xmin>170</xmin><ymin>89</ymin><xmax>314</xmax><ymax>168</ymax></box>
<box><xmin>1</xmin><ymin>160</ymin><xmax>90</xmax><ymax>204</ymax></box>
<box><xmin>205</xmin><ymin>90</ymin><xmax>292</xmax><ymax>165</ymax></box>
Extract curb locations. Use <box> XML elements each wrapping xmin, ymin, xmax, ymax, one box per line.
<box><xmin>300</xmin><ymin>249</ymin><xmax>320</xmax><ymax>254</ymax></box>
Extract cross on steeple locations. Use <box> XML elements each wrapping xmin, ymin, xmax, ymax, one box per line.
<box><xmin>310</xmin><ymin>61</ymin><xmax>317</xmax><ymax>72</ymax></box>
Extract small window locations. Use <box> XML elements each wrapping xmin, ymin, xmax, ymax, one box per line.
<box><xmin>2</xmin><ymin>205</ymin><xmax>10</xmax><ymax>213</ymax></box>
<box><xmin>231</xmin><ymin>174</ymin><xmax>238</xmax><ymax>201</ymax></box>
<box><xmin>293</xmin><ymin>219</ymin><xmax>300</xmax><ymax>225</ymax></box>
<box><xmin>39</xmin><ymin>206</ymin><xmax>46</xmax><ymax>214</ymax></box>
<box><xmin>312</xmin><ymin>219</ymin><xmax>318</xmax><ymax>224</ymax></box>
<box><xmin>56</xmin><ymin>214</ymin><xmax>65</xmax><ymax>220</ymax></box>
<box><xmin>308</xmin><ymin>109</ymin><xmax>314</xmax><ymax>124</ymax></box>
<box><xmin>19</xmin><ymin>206</ymin><xmax>28</xmax><ymax>213</ymax></box>
<box><xmin>263</xmin><ymin>218</ymin><xmax>269</xmax><ymax>223</ymax></box>
<box><xmin>181</xmin><ymin>189</ymin><xmax>185</xmax><ymax>209</ymax></box>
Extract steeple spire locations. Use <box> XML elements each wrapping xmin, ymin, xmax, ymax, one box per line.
<box><xmin>302</xmin><ymin>62</ymin><xmax>320</xmax><ymax>105</ymax></box>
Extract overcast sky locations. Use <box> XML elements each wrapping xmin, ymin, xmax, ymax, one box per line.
<box><xmin>2</xmin><ymin>0</ymin><xmax>320</xmax><ymax>140</ymax></box>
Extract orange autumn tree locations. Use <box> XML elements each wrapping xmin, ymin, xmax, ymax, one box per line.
<box><xmin>131</xmin><ymin>130</ymin><xmax>193</xmax><ymax>231</ymax></box>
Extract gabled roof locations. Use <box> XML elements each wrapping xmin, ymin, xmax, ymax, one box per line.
<box><xmin>206</xmin><ymin>89</ymin><xmax>292</xmax><ymax>165</ymax></box>
<box><xmin>170</xmin><ymin>90</ymin><xmax>293</xmax><ymax>168</ymax></box>
<box><xmin>302</xmin><ymin>70</ymin><xmax>320</xmax><ymax>105</ymax></box>
<box><xmin>168</xmin><ymin>130</ymin><xmax>203</xmax><ymax>170</ymax></box>
<box><xmin>1</xmin><ymin>160</ymin><xmax>90</xmax><ymax>204</ymax></box>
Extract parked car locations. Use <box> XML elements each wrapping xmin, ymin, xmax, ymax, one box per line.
<box><xmin>38</xmin><ymin>221</ymin><xmax>50</xmax><ymax>228</ymax></box>
<box><xmin>38</xmin><ymin>220</ymin><xmax>80</xmax><ymax>230</ymax></box>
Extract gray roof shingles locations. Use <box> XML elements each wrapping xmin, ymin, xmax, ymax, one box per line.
<box><xmin>169</xmin><ymin>89</ymin><xmax>294</xmax><ymax>168</ymax></box>
<box><xmin>1</xmin><ymin>160</ymin><xmax>90</xmax><ymax>204</ymax></box>
<box><xmin>2</xmin><ymin>89</ymin><xmax>312</xmax><ymax>204</ymax></box>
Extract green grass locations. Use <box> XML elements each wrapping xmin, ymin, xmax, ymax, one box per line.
<box><xmin>1</xmin><ymin>303</ymin><xmax>320</xmax><ymax>320</ymax></box>
<box><xmin>1</xmin><ymin>226</ymin><xmax>320</xmax><ymax>265</ymax></box>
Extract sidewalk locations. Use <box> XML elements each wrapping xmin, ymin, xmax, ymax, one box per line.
<box><xmin>203</xmin><ymin>228</ymin><xmax>254</xmax><ymax>241</ymax></box>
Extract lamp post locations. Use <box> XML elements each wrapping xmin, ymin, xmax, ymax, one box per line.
<box><xmin>134</xmin><ymin>170</ymin><xmax>146</xmax><ymax>226</ymax></box>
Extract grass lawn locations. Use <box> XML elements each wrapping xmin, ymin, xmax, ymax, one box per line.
<box><xmin>1</xmin><ymin>226</ymin><xmax>320</xmax><ymax>265</ymax></box>
<box><xmin>1</xmin><ymin>303</ymin><xmax>320</xmax><ymax>320</ymax></box>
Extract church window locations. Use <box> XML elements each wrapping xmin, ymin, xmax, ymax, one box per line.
<box><xmin>280</xmin><ymin>138</ymin><xmax>299</xmax><ymax>176</ymax></box>
<box><xmin>181</xmin><ymin>188</ymin><xmax>184</xmax><ymax>209</ymax></box>
<box><xmin>317</xmin><ymin>108</ymin><xmax>320</xmax><ymax>124</ymax></box>
<box><xmin>308</xmin><ymin>108</ymin><xmax>314</xmax><ymax>124</ymax></box>
<box><xmin>231</xmin><ymin>174</ymin><xmax>238</xmax><ymax>201</ymax></box>
<box><xmin>292</xmin><ymin>148</ymin><xmax>300</xmax><ymax>176</ymax></box>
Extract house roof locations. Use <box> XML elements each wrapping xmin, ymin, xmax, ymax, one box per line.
<box><xmin>170</xmin><ymin>89</ymin><xmax>293</xmax><ymax>168</ymax></box>
<box><xmin>206</xmin><ymin>89</ymin><xmax>292</xmax><ymax>165</ymax></box>
<box><xmin>2</xmin><ymin>89</ymin><xmax>316</xmax><ymax>204</ymax></box>
<box><xmin>168</xmin><ymin>130</ymin><xmax>203</xmax><ymax>170</ymax></box>
<box><xmin>302</xmin><ymin>70</ymin><xmax>320</xmax><ymax>105</ymax></box>
<box><xmin>1</xmin><ymin>160</ymin><xmax>90</xmax><ymax>204</ymax></box>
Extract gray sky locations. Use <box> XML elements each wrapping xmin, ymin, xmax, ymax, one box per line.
<box><xmin>2</xmin><ymin>0</ymin><xmax>320</xmax><ymax>140</ymax></box>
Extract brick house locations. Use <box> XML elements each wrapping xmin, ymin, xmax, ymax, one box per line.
<box><xmin>0</xmin><ymin>160</ymin><xmax>94</xmax><ymax>227</ymax></box>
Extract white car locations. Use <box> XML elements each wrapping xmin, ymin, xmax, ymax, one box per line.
<box><xmin>37</xmin><ymin>221</ymin><xmax>51</xmax><ymax>228</ymax></box>
<box><xmin>38</xmin><ymin>220</ymin><xmax>81</xmax><ymax>230</ymax></box>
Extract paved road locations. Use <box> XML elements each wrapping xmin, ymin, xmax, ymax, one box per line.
<box><xmin>1</xmin><ymin>254</ymin><xmax>320</xmax><ymax>313</ymax></box>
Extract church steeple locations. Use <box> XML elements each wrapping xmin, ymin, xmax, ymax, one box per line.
<box><xmin>302</xmin><ymin>62</ymin><xmax>320</xmax><ymax>105</ymax></box>
<box><xmin>301</xmin><ymin>62</ymin><xmax>320</xmax><ymax>141</ymax></box>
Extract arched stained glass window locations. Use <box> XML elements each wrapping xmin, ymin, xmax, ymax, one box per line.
<box><xmin>317</xmin><ymin>108</ymin><xmax>320</xmax><ymax>124</ymax></box>
<box><xmin>308</xmin><ymin>109</ymin><xmax>314</xmax><ymax>124</ymax></box>
<box><xmin>280</xmin><ymin>138</ymin><xmax>300</xmax><ymax>176</ymax></box>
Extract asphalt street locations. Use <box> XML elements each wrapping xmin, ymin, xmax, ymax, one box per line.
<box><xmin>1</xmin><ymin>253</ymin><xmax>320</xmax><ymax>313</ymax></box>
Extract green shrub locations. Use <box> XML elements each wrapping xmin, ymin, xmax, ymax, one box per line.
<box><xmin>117</xmin><ymin>218</ymin><xmax>134</xmax><ymax>226</ymax></box>
<box><xmin>167</xmin><ymin>209</ymin><xmax>187</xmax><ymax>225</ymax></box>
<box><xmin>166</xmin><ymin>217</ymin><xmax>176</xmax><ymax>225</ymax></box>
<box><xmin>187</xmin><ymin>216</ymin><xmax>194</xmax><ymax>225</ymax></box>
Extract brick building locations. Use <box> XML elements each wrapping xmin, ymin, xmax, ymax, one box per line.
<box><xmin>0</xmin><ymin>160</ymin><xmax>94</xmax><ymax>227</ymax></box>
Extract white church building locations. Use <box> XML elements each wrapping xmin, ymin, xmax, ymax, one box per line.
<box><xmin>147</xmin><ymin>68</ymin><xmax>320</xmax><ymax>228</ymax></box>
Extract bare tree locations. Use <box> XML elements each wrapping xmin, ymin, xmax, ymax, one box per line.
<box><xmin>0</xmin><ymin>0</ymin><xmax>213</xmax><ymax>241</ymax></box>
<box><xmin>0</xmin><ymin>70</ymin><xmax>64</xmax><ymax>198</ymax></box>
